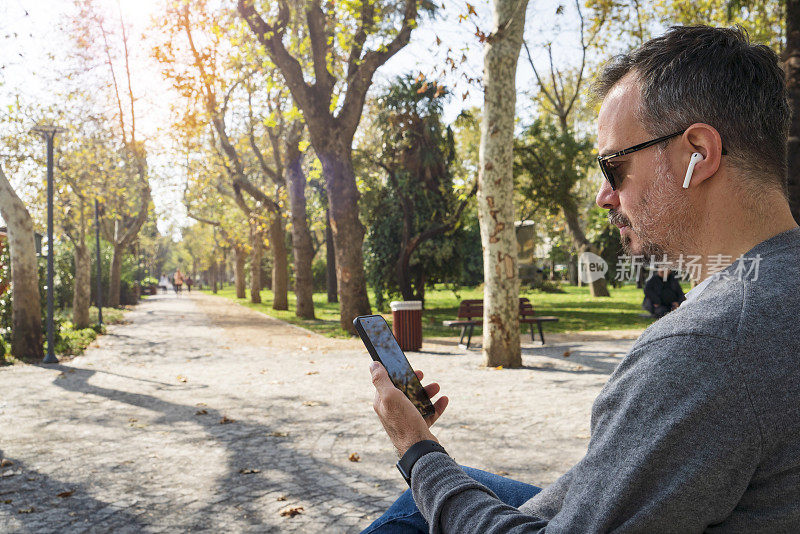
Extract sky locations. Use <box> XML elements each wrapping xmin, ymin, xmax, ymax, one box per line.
<box><xmin>0</xmin><ymin>0</ymin><xmax>600</xmax><ymax>234</ymax></box>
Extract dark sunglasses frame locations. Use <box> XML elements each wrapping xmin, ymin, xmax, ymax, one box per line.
<box><xmin>596</xmin><ymin>129</ymin><xmax>727</xmax><ymax>191</ymax></box>
<box><xmin>597</xmin><ymin>130</ymin><xmax>685</xmax><ymax>191</ymax></box>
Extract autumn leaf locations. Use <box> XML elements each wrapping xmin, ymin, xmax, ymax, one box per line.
<box><xmin>276</xmin><ymin>495</ymin><xmax>287</xmax><ymax>501</ymax></box>
<box><xmin>219</xmin><ymin>416</ymin><xmax>235</xmax><ymax>424</ymax></box>
<box><xmin>56</xmin><ymin>490</ymin><xmax>74</xmax><ymax>498</ymax></box>
<box><xmin>279</xmin><ymin>506</ymin><xmax>304</xmax><ymax>517</ymax></box>
<box><xmin>562</xmin><ymin>350</ymin><xmax>571</xmax><ymax>358</ymax></box>
<box><xmin>348</xmin><ymin>452</ymin><xmax>360</xmax><ymax>462</ymax></box>
<box><xmin>196</xmin><ymin>409</ymin><xmax>208</xmax><ymax>415</ymax></box>
<box><xmin>466</xmin><ymin>3</ymin><xmax>477</xmax><ymax>16</ymax></box>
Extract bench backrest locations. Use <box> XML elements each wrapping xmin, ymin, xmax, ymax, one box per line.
<box><xmin>456</xmin><ymin>298</ymin><xmax>536</xmax><ymax>320</ymax></box>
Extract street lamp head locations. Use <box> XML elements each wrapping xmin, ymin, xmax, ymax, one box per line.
<box><xmin>31</xmin><ymin>124</ymin><xmax>67</xmax><ymax>139</ymax></box>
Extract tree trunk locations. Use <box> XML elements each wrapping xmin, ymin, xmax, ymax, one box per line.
<box><xmin>396</xmin><ymin>248</ymin><xmax>415</xmax><ymax>302</ymax></box>
<box><xmin>562</xmin><ymin>200</ymin><xmax>611</xmax><ymax>297</ymax></box>
<box><xmin>477</xmin><ymin>0</ymin><xmax>528</xmax><ymax>368</ymax></box>
<box><xmin>325</xmin><ymin>208</ymin><xmax>338</xmax><ymax>303</ymax></box>
<box><xmin>250</xmin><ymin>226</ymin><xmax>263</xmax><ymax>304</ymax></box>
<box><xmin>286</xmin><ymin>142</ymin><xmax>315</xmax><ymax>319</ymax></box>
<box><xmin>787</xmin><ymin>0</ymin><xmax>800</xmax><ymax>224</ymax></box>
<box><xmin>72</xmin><ymin>241</ymin><xmax>91</xmax><ymax>329</ymax></box>
<box><xmin>108</xmin><ymin>242</ymin><xmax>124</xmax><ymax>307</ymax></box>
<box><xmin>0</xmin><ymin>166</ymin><xmax>43</xmax><ymax>362</ymax></box>
<box><xmin>269</xmin><ymin>213</ymin><xmax>289</xmax><ymax>311</ymax></box>
<box><xmin>318</xmin><ymin>149</ymin><xmax>371</xmax><ymax>332</ymax></box>
<box><xmin>234</xmin><ymin>246</ymin><xmax>247</xmax><ymax>299</ymax></box>
<box><xmin>210</xmin><ymin>253</ymin><xmax>218</xmax><ymax>294</ymax></box>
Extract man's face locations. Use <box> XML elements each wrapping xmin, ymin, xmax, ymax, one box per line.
<box><xmin>595</xmin><ymin>74</ymin><xmax>698</xmax><ymax>263</ymax></box>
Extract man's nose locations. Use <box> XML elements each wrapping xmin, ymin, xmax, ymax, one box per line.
<box><xmin>595</xmin><ymin>179</ymin><xmax>620</xmax><ymax>210</ymax></box>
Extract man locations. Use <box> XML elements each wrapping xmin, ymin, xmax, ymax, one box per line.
<box><xmin>642</xmin><ymin>268</ymin><xmax>685</xmax><ymax>317</ymax></box>
<box><xmin>364</xmin><ymin>26</ymin><xmax>800</xmax><ymax>533</ymax></box>
<box><xmin>174</xmin><ymin>268</ymin><xmax>184</xmax><ymax>295</ymax></box>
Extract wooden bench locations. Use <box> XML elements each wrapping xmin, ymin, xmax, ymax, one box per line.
<box><xmin>443</xmin><ymin>298</ymin><xmax>559</xmax><ymax>349</ymax></box>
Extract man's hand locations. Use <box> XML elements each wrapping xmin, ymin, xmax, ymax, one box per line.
<box><xmin>370</xmin><ymin>361</ymin><xmax>449</xmax><ymax>457</ymax></box>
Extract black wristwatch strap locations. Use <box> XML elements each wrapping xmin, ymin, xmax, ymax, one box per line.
<box><xmin>396</xmin><ymin>440</ymin><xmax>448</xmax><ymax>486</ymax></box>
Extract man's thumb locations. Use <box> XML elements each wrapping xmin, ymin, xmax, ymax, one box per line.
<box><xmin>370</xmin><ymin>361</ymin><xmax>393</xmax><ymax>389</ymax></box>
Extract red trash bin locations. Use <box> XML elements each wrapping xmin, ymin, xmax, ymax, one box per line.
<box><xmin>390</xmin><ymin>300</ymin><xmax>423</xmax><ymax>352</ymax></box>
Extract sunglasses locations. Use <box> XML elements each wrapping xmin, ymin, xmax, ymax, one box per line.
<box><xmin>597</xmin><ymin>130</ymin><xmax>729</xmax><ymax>190</ymax></box>
<box><xmin>597</xmin><ymin>130</ymin><xmax>688</xmax><ymax>191</ymax></box>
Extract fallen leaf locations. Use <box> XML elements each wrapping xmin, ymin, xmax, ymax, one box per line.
<box><xmin>238</xmin><ymin>468</ymin><xmax>260</xmax><ymax>474</ymax></box>
<box><xmin>267</xmin><ymin>431</ymin><xmax>288</xmax><ymax>437</ymax></box>
<box><xmin>493</xmin><ymin>366</ymin><xmax>503</xmax><ymax>370</ymax></box>
<box><xmin>17</xmin><ymin>507</ymin><xmax>34</xmax><ymax>514</ymax></box>
<box><xmin>56</xmin><ymin>490</ymin><xmax>74</xmax><ymax>498</ymax></box>
<box><xmin>177</xmin><ymin>375</ymin><xmax>187</xmax><ymax>383</ymax></box>
<box><xmin>562</xmin><ymin>350</ymin><xmax>571</xmax><ymax>358</ymax></box>
<box><xmin>0</xmin><ymin>459</ymin><xmax>12</xmax><ymax>467</ymax></box>
<box><xmin>305</xmin><ymin>371</ymin><xmax>319</xmax><ymax>375</ymax></box>
<box><xmin>219</xmin><ymin>416</ymin><xmax>235</xmax><ymax>424</ymax></box>
<box><xmin>348</xmin><ymin>452</ymin><xmax>360</xmax><ymax>462</ymax></box>
<box><xmin>195</xmin><ymin>409</ymin><xmax>208</xmax><ymax>415</ymax></box>
<box><xmin>302</xmin><ymin>401</ymin><xmax>321</xmax><ymax>407</ymax></box>
<box><xmin>276</xmin><ymin>495</ymin><xmax>287</xmax><ymax>501</ymax></box>
<box><xmin>279</xmin><ymin>506</ymin><xmax>304</xmax><ymax>517</ymax></box>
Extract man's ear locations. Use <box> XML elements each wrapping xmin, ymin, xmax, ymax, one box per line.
<box><xmin>678</xmin><ymin>123</ymin><xmax>724</xmax><ymax>187</ymax></box>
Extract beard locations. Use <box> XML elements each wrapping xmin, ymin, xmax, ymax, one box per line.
<box><xmin>607</xmin><ymin>152</ymin><xmax>700</xmax><ymax>266</ymax></box>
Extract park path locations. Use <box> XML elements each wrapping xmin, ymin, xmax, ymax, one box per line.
<box><xmin>0</xmin><ymin>293</ymin><xmax>639</xmax><ymax>533</ymax></box>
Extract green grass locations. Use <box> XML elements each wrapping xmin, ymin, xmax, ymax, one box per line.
<box><xmin>205</xmin><ymin>282</ymin><xmax>692</xmax><ymax>339</ymax></box>
<box><xmin>52</xmin><ymin>306</ymin><xmax>128</xmax><ymax>357</ymax></box>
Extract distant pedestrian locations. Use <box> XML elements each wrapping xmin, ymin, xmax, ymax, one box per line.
<box><xmin>174</xmin><ymin>269</ymin><xmax>184</xmax><ymax>295</ymax></box>
<box><xmin>158</xmin><ymin>274</ymin><xmax>172</xmax><ymax>294</ymax></box>
<box><xmin>186</xmin><ymin>276</ymin><xmax>193</xmax><ymax>293</ymax></box>
<box><xmin>642</xmin><ymin>268</ymin><xmax>685</xmax><ymax>318</ymax></box>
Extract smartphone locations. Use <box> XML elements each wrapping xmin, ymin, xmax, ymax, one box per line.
<box><xmin>353</xmin><ymin>315</ymin><xmax>436</xmax><ymax>418</ymax></box>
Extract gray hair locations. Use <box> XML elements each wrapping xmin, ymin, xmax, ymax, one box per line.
<box><xmin>593</xmin><ymin>25</ymin><xmax>790</xmax><ymax>192</ymax></box>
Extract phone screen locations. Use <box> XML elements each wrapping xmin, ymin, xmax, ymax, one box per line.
<box><xmin>354</xmin><ymin>315</ymin><xmax>435</xmax><ymax>417</ymax></box>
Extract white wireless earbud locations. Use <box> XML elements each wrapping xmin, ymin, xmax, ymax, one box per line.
<box><xmin>682</xmin><ymin>152</ymin><xmax>704</xmax><ymax>189</ymax></box>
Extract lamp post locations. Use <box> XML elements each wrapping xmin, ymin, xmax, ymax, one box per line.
<box><xmin>94</xmin><ymin>198</ymin><xmax>103</xmax><ymax>328</ymax></box>
<box><xmin>32</xmin><ymin>124</ymin><xmax>66</xmax><ymax>364</ymax></box>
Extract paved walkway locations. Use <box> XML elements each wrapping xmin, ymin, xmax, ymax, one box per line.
<box><xmin>0</xmin><ymin>293</ymin><xmax>639</xmax><ymax>533</ymax></box>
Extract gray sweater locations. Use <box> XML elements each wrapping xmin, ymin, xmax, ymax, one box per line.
<box><xmin>411</xmin><ymin>227</ymin><xmax>800</xmax><ymax>533</ymax></box>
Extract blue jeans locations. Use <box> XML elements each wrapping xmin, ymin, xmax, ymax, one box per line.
<box><xmin>361</xmin><ymin>466</ymin><xmax>541</xmax><ymax>533</ymax></box>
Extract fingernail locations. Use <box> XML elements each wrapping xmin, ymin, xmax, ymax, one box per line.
<box><xmin>369</xmin><ymin>361</ymin><xmax>379</xmax><ymax>371</ymax></box>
